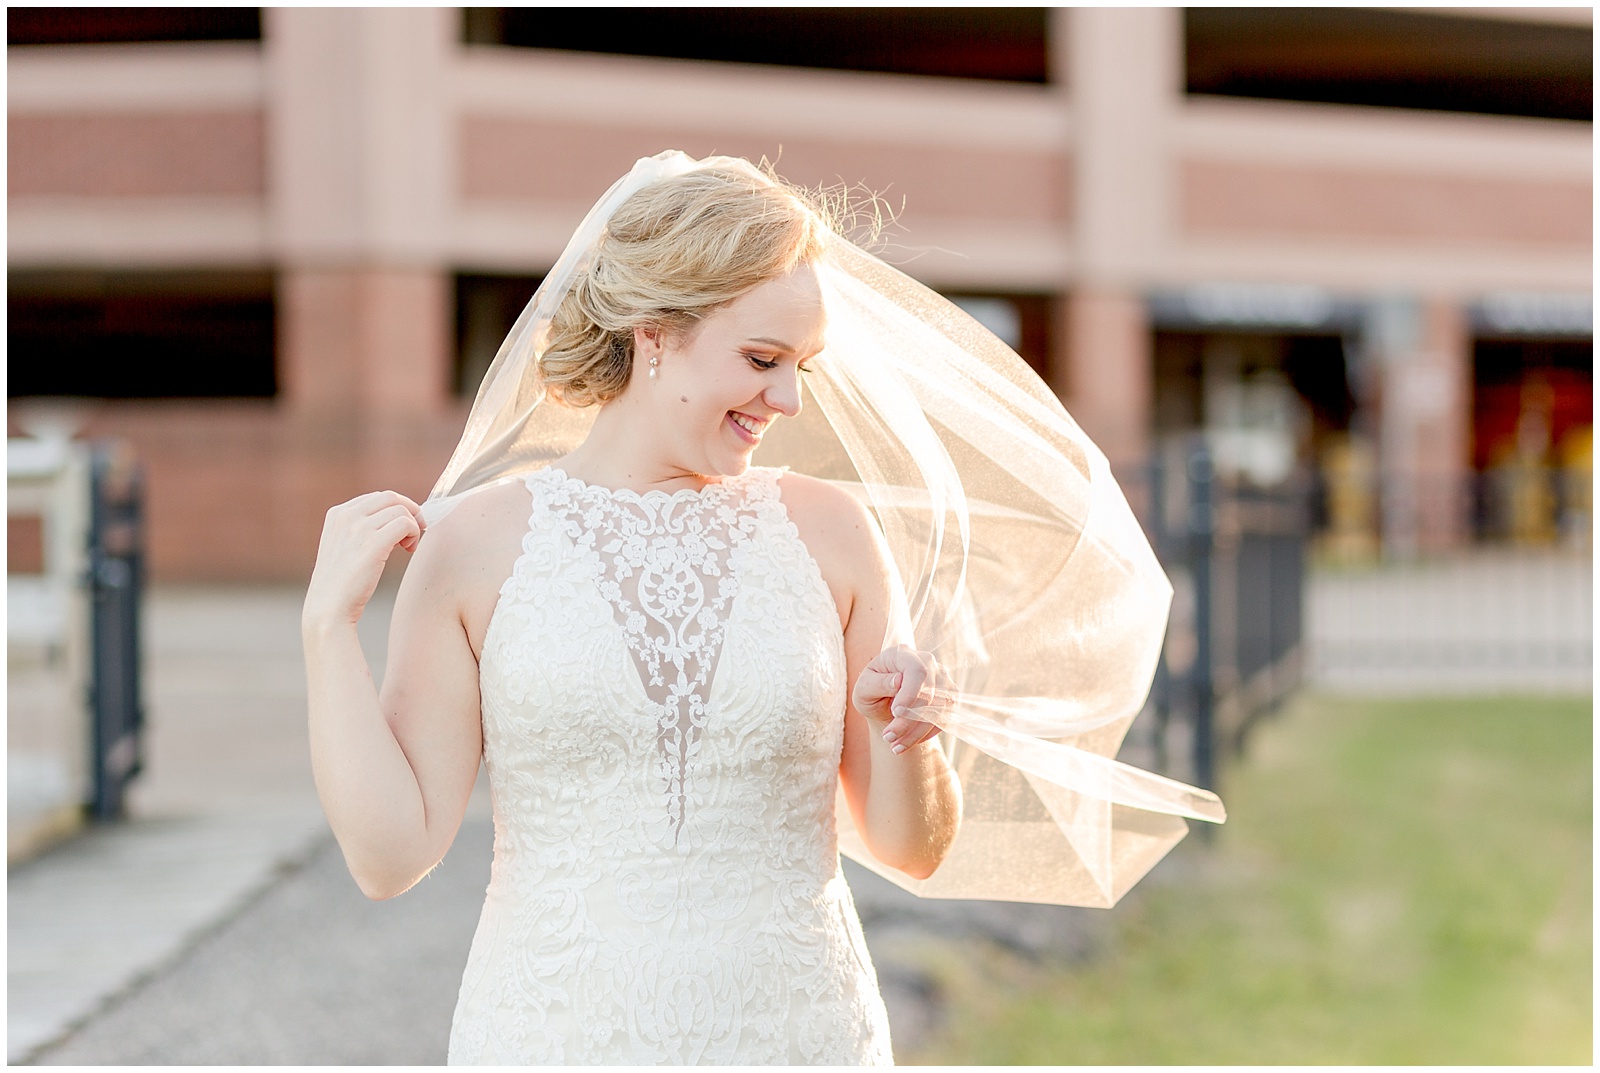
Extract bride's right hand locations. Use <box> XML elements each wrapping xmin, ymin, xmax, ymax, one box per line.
<box><xmin>303</xmin><ymin>490</ymin><xmax>426</xmax><ymax>630</ymax></box>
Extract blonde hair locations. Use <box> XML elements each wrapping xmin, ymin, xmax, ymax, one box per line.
<box><xmin>538</xmin><ymin>164</ymin><xmax>833</xmax><ymax>407</ymax></box>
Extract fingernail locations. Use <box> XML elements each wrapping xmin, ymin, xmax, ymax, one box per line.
<box><xmin>891</xmin><ymin>743</ymin><xmax>906</xmax><ymax>755</ymax></box>
<box><xmin>882</xmin><ymin>730</ymin><xmax>896</xmax><ymax>744</ymax></box>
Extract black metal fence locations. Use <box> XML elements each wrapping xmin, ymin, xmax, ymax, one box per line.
<box><xmin>1141</xmin><ymin>439</ymin><xmax>1311</xmax><ymax>794</ymax></box>
<box><xmin>87</xmin><ymin>441</ymin><xmax>146</xmax><ymax>820</ymax></box>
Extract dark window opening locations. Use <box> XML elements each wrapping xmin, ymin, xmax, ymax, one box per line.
<box><xmin>9</xmin><ymin>271</ymin><xmax>276</xmax><ymax>399</ymax></box>
<box><xmin>1472</xmin><ymin>336</ymin><xmax>1592</xmax><ymax>471</ymax></box>
<box><xmin>7</xmin><ymin>7</ymin><xmax>261</xmax><ymax>46</ymax></box>
<box><xmin>1157</xmin><ymin>329</ymin><xmax>1364</xmax><ymax>538</ymax></box>
<box><xmin>1155</xmin><ymin>330</ymin><xmax>1356</xmax><ymax>440</ymax></box>
<box><xmin>456</xmin><ymin>273</ymin><xmax>544</xmax><ymax>397</ymax></box>
<box><xmin>1186</xmin><ymin>8</ymin><xmax>1592</xmax><ymax>122</ymax></box>
<box><xmin>1471</xmin><ymin>336</ymin><xmax>1591</xmax><ymax>544</ymax></box>
<box><xmin>462</xmin><ymin>8</ymin><xmax>1049</xmax><ymax>84</ymax></box>
<box><xmin>944</xmin><ymin>293</ymin><xmax>1053</xmax><ymax>378</ymax></box>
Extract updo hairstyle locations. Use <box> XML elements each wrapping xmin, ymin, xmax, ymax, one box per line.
<box><xmin>538</xmin><ymin>164</ymin><xmax>832</xmax><ymax>407</ymax></box>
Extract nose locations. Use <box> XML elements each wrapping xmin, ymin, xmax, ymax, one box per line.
<box><xmin>763</xmin><ymin>367</ymin><xmax>803</xmax><ymax>419</ymax></box>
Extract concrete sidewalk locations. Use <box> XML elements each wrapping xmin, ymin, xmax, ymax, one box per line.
<box><xmin>5</xmin><ymin>583</ymin><xmax>494</xmax><ymax>1063</ymax></box>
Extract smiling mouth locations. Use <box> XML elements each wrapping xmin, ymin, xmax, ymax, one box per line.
<box><xmin>727</xmin><ymin>411</ymin><xmax>768</xmax><ymax>443</ymax></box>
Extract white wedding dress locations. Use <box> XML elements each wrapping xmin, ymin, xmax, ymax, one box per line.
<box><xmin>447</xmin><ymin>465</ymin><xmax>894</xmax><ymax>1065</ymax></box>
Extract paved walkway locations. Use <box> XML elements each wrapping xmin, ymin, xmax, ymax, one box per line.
<box><xmin>6</xmin><ymin>584</ymin><xmax>453</xmax><ymax>1063</ymax></box>
<box><xmin>10</xmin><ymin>805</ymin><xmax>331</xmax><ymax>1062</ymax></box>
<box><xmin>30</xmin><ymin>816</ymin><xmax>495</xmax><ymax>1064</ymax></box>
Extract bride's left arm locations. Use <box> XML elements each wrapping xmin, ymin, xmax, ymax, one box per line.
<box><xmin>779</xmin><ymin>474</ymin><xmax>961</xmax><ymax>880</ymax></box>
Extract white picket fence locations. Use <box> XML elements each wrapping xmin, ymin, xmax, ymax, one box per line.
<box><xmin>1307</xmin><ymin>548</ymin><xmax>1592</xmax><ymax>694</ymax></box>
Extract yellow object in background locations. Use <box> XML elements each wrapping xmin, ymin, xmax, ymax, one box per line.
<box><xmin>1320</xmin><ymin>435</ymin><xmax>1379</xmax><ymax>564</ymax></box>
<box><xmin>1558</xmin><ymin>425</ymin><xmax>1591</xmax><ymax>549</ymax></box>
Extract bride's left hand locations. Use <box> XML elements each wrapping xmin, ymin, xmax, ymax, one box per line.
<box><xmin>852</xmin><ymin>645</ymin><xmax>951</xmax><ymax>755</ymax></box>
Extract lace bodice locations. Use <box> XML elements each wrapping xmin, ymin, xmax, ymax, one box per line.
<box><xmin>448</xmin><ymin>466</ymin><xmax>892</xmax><ymax>1065</ymax></box>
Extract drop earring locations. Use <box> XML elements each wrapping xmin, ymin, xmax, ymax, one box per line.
<box><xmin>648</xmin><ymin>355</ymin><xmax>659</xmax><ymax>380</ymax></box>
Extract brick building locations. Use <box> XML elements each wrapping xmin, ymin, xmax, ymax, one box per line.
<box><xmin>8</xmin><ymin>7</ymin><xmax>1592</xmax><ymax>579</ymax></box>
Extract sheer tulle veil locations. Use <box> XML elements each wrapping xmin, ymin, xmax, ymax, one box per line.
<box><xmin>424</xmin><ymin>150</ymin><xmax>1224</xmax><ymax>907</ymax></box>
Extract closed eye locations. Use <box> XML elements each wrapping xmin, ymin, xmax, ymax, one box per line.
<box><xmin>744</xmin><ymin>353</ymin><xmax>780</xmax><ymax>371</ymax></box>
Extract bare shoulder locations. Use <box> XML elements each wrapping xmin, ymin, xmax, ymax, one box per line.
<box><xmin>774</xmin><ymin>471</ymin><xmax>890</xmax><ymax>625</ymax></box>
<box><xmin>416</xmin><ymin>479</ymin><xmax>528</xmax><ymax>566</ymax></box>
<box><xmin>775</xmin><ymin>471</ymin><xmax>879</xmax><ymax>553</ymax></box>
<box><xmin>403</xmin><ymin>478</ymin><xmax>532</xmax><ymax>650</ymax></box>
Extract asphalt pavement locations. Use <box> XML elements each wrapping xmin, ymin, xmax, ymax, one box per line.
<box><xmin>9</xmin><ymin>585</ymin><xmax>393</xmax><ymax>1063</ymax></box>
<box><xmin>33</xmin><ymin>817</ymin><xmax>495</xmax><ymax>1065</ymax></box>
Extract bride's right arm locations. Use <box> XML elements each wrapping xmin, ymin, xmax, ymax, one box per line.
<box><xmin>303</xmin><ymin>491</ymin><xmax>484</xmax><ymax>900</ymax></box>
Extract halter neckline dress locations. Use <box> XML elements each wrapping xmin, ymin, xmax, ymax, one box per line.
<box><xmin>447</xmin><ymin>465</ymin><xmax>893</xmax><ymax>1065</ymax></box>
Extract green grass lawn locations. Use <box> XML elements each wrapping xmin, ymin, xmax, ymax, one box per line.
<box><xmin>905</xmin><ymin>693</ymin><xmax>1593</xmax><ymax>1065</ymax></box>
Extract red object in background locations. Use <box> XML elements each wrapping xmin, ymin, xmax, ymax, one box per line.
<box><xmin>1472</xmin><ymin>339</ymin><xmax>1593</xmax><ymax>469</ymax></box>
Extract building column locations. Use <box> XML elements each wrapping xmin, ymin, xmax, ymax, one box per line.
<box><xmin>265</xmin><ymin>7</ymin><xmax>455</xmax><ymax>422</ymax></box>
<box><xmin>278</xmin><ymin>269</ymin><xmax>453</xmax><ymax>419</ymax></box>
<box><xmin>1052</xmin><ymin>7</ymin><xmax>1181</xmax><ymax>480</ymax></box>
<box><xmin>1371</xmin><ymin>296</ymin><xmax>1472</xmax><ymax>553</ymax></box>
<box><xmin>1058</xmin><ymin>290</ymin><xmax>1154</xmax><ymax>475</ymax></box>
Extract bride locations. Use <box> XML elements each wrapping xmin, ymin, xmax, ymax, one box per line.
<box><xmin>303</xmin><ymin>153</ymin><xmax>1222</xmax><ymax>1065</ymax></box>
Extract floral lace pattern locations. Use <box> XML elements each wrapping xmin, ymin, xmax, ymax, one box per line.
<box><xmin>547</xmin><ymin>468</ymin><xmax>755</xmax><ymax>841</ymax></box>
<box><xmin>448</xmin><ymin>466</ymin><xmax>892</xmax><ymax>1065</ymax></box>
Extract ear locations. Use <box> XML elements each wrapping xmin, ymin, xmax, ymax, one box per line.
<box><xmin>633</xmin><ymin>324</ymin><xmax>666</xmax><ymax>360</ymax></box>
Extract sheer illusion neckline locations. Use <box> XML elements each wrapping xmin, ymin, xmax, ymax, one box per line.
<box><xmin>535</xmin><ymin>464</ymin><xmax>774</xmax><ymax>504</ymax></box>
<box><xmin>524</xmin><ymin>461</ymin><xmax>786</xmax><ymax>846</ymax></box>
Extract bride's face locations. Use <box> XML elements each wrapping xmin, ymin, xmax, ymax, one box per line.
<box><xmin>639</xmin><ymin>262</ymin><xmax>826</xmax><ymax>477</ymax></box>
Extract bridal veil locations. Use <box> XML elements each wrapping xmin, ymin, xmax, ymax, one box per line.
<box><xmin>425</xmin><ymin>150</ymin><xmax>1224</xmax><ymax>908</ymax></box>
